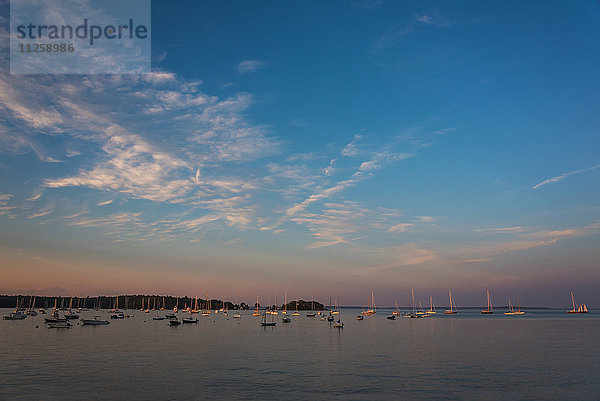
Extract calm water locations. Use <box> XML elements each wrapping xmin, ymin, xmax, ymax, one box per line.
<box><xmin>1</xmin><ymin>308</ymin><xmax>599</xmax><ymax>400</ymax></box>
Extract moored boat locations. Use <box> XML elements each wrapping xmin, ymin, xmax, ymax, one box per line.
<box><xmin>481</xmin><ymin>290</ymin><xmax>493</xmax><ymax>314</ymax></box>
<box><xmin>3</xmin><ymin>311</ymin><xmax>27</xmax><ymax>320</ymax></box>
<box><xmin>81</xmin><ymin>316</ymin><xmax>110</xmax><ymax>325</ymax></box>
<box><xmin>47</xmin><ymin>321</ymin><xmax>72</xmax><ymax>328</ymax></box>
<box><xmin>445</xmin><ymin>290</ymin><xmax>458</xmax><ymax>314</ymax></box>
<box><xmin>567</xmin><ymin>291</ymin><xmax>588</xmax><ymax>314</ymax></box>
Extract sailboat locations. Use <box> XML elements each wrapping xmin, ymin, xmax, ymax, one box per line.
<box><xmin>65</xmin><ymin>297</ymin><xmax>79</xmax><ymax>320</ymax></box>
<box><xmin>513</xmin><ymin>296</ymin><xmax>525</xmax><ymax>315</ymax></box>
<box><xmin>567</xmin><ymin>291</ymin><xmax>588</xmax><ymax>314</ymax></box>
<box><xmin>403</xmin><ymin>288</ymin><xmax>423</xmax><ymax>318</ymax></box>
<box><xmin>426</xmin><ymin>296</ymin><xmax>437</xmax><ymax>315</ymax></box>
<box><xmin>505</xmin><ymin>299</ymin><xmax>515</xmax><ymax>315</ymax></box>
<box><xmin>260</xmin><ymin>308</ymin><xmax>276</xmax><ymax>326</ymax></box>
<box><xmin>445</xmin><ymin>290</ymin><xmax>458</xmax><ymax>314</ymax></box>
<box><xmin>387</xmin><ymin>300</ymin><xmax>399</xmax><ymax>319</ymax></box>
<box><xmin>282</xmin><ymin>293</ymin><xmax>288</xmax><ymax>315</ymax></box>
<box><xmin>306</xmin><ymin>295</ymin><xmax>316</xmax><ymax>317</ymax></box>
<box><xmin>253</xmin><ymin>296</ymin><xmax>261</xmax><ymax>317</ymax></box>
<box><xmin>292</xmin><ymin>299</ymin><xmax>300</xmax><ymax>316</ymax></box>
<box><xmin>361</xmin><ymin>291</ymin><xmax>376</xmax><ymax>315</ymax></box>
<box><xmin>416</xmin><ymin>300</ymin><xmax>426</xmax><ymax>316</ymax></box>
<box><xmin>270</xmin><ymin>294</ymin><xmax>279</xmax><ymax>315</ymax></box>
<box><xmin>81</xmin><ymin>315</ymin><xmax>110</xmax><ymax>325</ymax></box>
<box><xmin>481</xmin><ymin>290</ymin><xmax>493</xmax><ymax>314</ymax></box>
<box><xmin>333</xmin><ymin>297</ymin><xmax>343</xmax><ymax>328</ymax></box>
<box><xmin>392</xmin><ymin>300</ymin><xmax>401</xmax><ymax>316</ymax></box>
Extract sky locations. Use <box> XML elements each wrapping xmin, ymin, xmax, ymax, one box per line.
<box><xmin>1</xmin><ymin>0</ymin><xmax>599</xmax><ymax>308</ymax></box>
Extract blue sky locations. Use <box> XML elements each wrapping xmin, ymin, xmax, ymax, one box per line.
<box><xmin>1</xmin><ymin>0</ymin><xmax>599</xmax><ymax>307</ymax></box>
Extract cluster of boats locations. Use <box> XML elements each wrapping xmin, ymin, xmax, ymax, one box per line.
<box><xmin>3</xmin><ymin>291</ymin><xmax>590</xmax><ymax>327</ymax></box>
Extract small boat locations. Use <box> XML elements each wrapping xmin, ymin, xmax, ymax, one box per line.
<box><xmin>110</xmin><ymin>312</ymin><xmax>125</xmax><ymax>319</ymax></box>
<box><xmin>65</xmin><ymin>297</ymin><xmax>79</xmax><ymax>319</ymax></box>
<box><xmin>64</xmin><ymin>312</ymin><xmax>79</xmax><ymax>320</ymax></box>
<box><xmin>47</xmin><ymin>321</ymin><xmax>72</xmax><ymax>328</ymax></box>
<box><xmin>182</xmin><ymin>317</ymin><xmax>198</xmax><ymax>323</ymax></box>
<box><xmin>44</xmin><ymin>309</ymin><xmax>67</xmax><ymax>323</ymax></box>
<box><xmin>392</xmin><ymin>300</ymin><xmax>401</xmax><ymax>316</ymax></box>
<box><xmin>386</xmin><ymin>314</ymin><xmax>396</xmax><ymax>320</ymax></box>
<box><xmin>260</xmin><ymin>311</ymin><xmax>276</xmax><ymax>327</ymax></box>
<box><xmin>425</xmin><ymin>296</ymin><xmax>437</xmax><ymax>315</ymax></box>
<box><xmin>404</xmin><ymin>289</ymin><xmax>423</xmax><ymax>318</ymax></box>
<box><xmin>252</xmin><ymin>296</ymin><xmax>261</xmax><ymax>316</ymax></box>
<box><xmin>361</xmin><ymin>291</ymin><xmax>377</xmax><ymax>315</ymax></box>
<box><xmin>445</xmin><ymin>290</ymin><xmax>458</xmax><ymax>314</ymax></box>
<box><xmin>355</xmin><ymin>314</ymin><xmax>363</xmax><ymax>320</ymax></box>
<box><xmin>481</xmin><ymin>290</ymin><xmax>494</xmax><ymax>314</ymax></box>
<box><xmin>165</xmin><ymin>313</ymin><xmax>176</xmax><ymax>319</ymax></box>
<box><xmin>282</xmin><ymin>315</ymin><xmax>291</xmax><ymax>323</ymax></box>
<box><xmin>505</xmin><ymin>299</ymin><xmax>515</xmax><ymax>315</ymax></box>
<box><xmin>292</xmin><ymin>299</ymin><xmax>300</xmax><ymax>316</ymax></box>
<box><xmin>152</xmin><ymin>316</ymin><xmax>166</xmax><ymax>320</ymax></box>
<box><xmin>327</xmin><ymin>315</ymin><xmax>334</xmax><ymax>322</ymax></box>
<box><xmin>169</xmin><ymin>318</ymin><xmax>181</xmax><ymax>326</ymax></box>
<box><xmin>567</xmin><ymin>291</ymin><xmax>589</xmax><ymax>314</ymax></box>
<box><xmin>333</xmin><ymin>300</ymin><xmax>343</xmax><ymax>328</ymax></box>
<box><xmin>81</xmin><ymin>316</ymin><xmax>110</xmax><ymax>325</ymax></box>
<box><xmin>306</xmin><ymin>294</ymin><xmax>316</xmax><ymax>317</ymax></box>
<box><xmin>3</xmin><ymin>311</ymin><xmax>27</xmax><ymax>320</ymax></box>
<box><xmin>233</xmin><ymin>313</ymin><xmax>242</xmax><ymax>319</ymax></box>
<box><xmin>513</xmin><ymin>296</ymin><xmax>525</xmax><ymax>315</ymax></box>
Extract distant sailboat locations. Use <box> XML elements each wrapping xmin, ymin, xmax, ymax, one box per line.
<box><xmin>505</xmin><ymin>299</ymin><xmax>515</xmax><ymax>315</ymax></box>
<box><xmin>426</xmin><ymin>296</ymin><xmax>437</xmax><ymax>315</ymax></box>
<box><xmin>445</xmin><ymin>290</ymin><xmax>458</xmax><ymax>314</ymax></box>
<box><xmin>567</xmin><ymin>291</ymin><xmax>588</xmax><ymax>314</ymax></box>
<box><xmin>481</xmin><ymin>290</ymin><xmax>493</xmax><ymax>314</ymax></box>
<box><xmin>361</xmin><ymin>291</ymin><xmax>376</xmax><ymax>315</ymax></box>
<box><xmin>260</xmin><ymin>309</ymin><xmax>276</xmax><ymax>327</ymax></box>
<box><xmin>253</xmin><ymin>296</ymin><xmax>261</xmax><ymax>317</ymax></box>
<box><xmin>392</xmin><ymin>300</ymin><xmax>401</xmax><ymax>316</ymax></box>
<box><xmin>292</xmin><ymin>299</ymin><xmax>300</xmax><ymax>316</ymax></box>
<box><xmin>333</xmin><ymin>297</ymin><xmax>343</xmax><ymax>328</ymax></box>
<box><xmin>403</xmin><ymin>288</ymin><xmax>423</xmax><ymax>318</ymax></box>
<box><xmin>513</xmin><ymin>296</ymin><xmax>525</xmax><ymax>315</ymax></box>
<box><xmin>306</xmin><ymin>294</ymin><xmax>316</xmax><ymax>317</ymax></box>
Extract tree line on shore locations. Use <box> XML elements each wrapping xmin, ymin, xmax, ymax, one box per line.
<box><xmin>0</xmin><ymin>295</ymin><xmax>325</xmax><ymax>311</ymax></box>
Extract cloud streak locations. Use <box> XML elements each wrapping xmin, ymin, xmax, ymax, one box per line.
<box><xmin>532</xmin><ymin>163</ymin><xmax>600</xmax><ymax>189</ymax></box>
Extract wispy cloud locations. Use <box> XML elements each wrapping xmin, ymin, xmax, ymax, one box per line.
<box><xmin>388</xmin><ymin>223</ymin><xmax>414</xmax><ymax>233</ymax></box>
<box><xmin>532</xmin><ymin>163</ymin><xmax>600</xmax><ymax>189</ymax></box>
<box><xmin>341</xmin><ymin>134</ymin><xmax>362</xmax><ymax>156</ymax></box>
<box><xmin>474</xmin><ymin>226</ymin><xmax>524</xmax><ymax>233</ymax></box>
<box><xmin>97</xmin><ymin>199</ymin><xmax>114</xmax><ymax>206</ymax></box>
<box><xmin>237</xmin><ymin>60</ymin><xmax>268</xmax><ymax>74</ymax></box>
<box><xmin>29</xmin><ymin>208</ymin><xmax>53</xmax><ymax>219</ymax></box>
<box><xmin>286</xmin><ymin>151</ymin><xmax>414</xmax><ymax>217</ymax></box>
<box><xmin>415</xmin><ymin>10</ymin><xmax>454</xmax><ymax>27</ymax></box>
<box><xmin>0</xmin><ymin>194</ymin><xmax>16</xmax><ymax>216</ymax></box>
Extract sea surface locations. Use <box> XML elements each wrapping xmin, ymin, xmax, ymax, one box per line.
<box><xmin>1</xmin><ymin>308</ymin><xmax>599</xmax><ymax>401</ymax></box>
